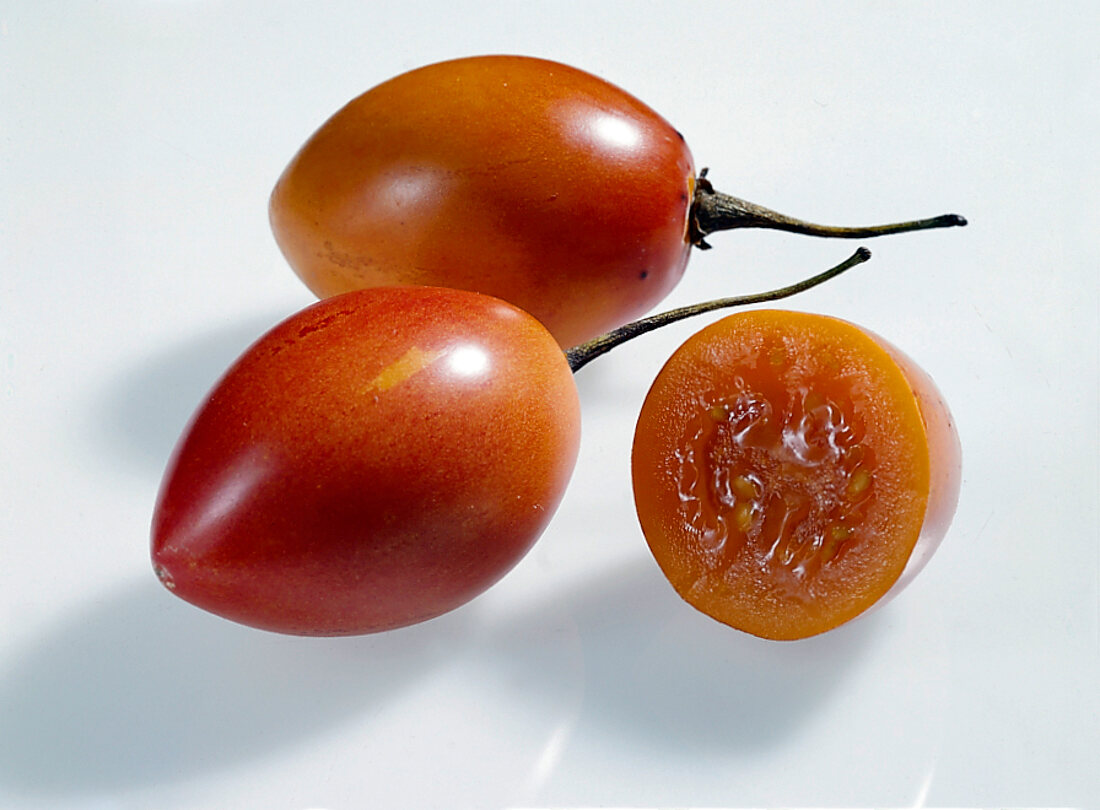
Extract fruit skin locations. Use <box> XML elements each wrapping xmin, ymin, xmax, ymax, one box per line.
<box><xmin>631</xmin><ymin>309</ymin><xmax>960</xmax><ymax>640</ymax></box>
<box><xmin>868</xmin><ymin>329</ymin><xmax>961</xmax><ymax>601</ymax></box>
<box><xmin>269</xmin><ymin>54</ymin><xmax>695</xmax><ymax>349</ymax></box>
<box><xmin>151</xmin><ymin>286</ymin><xmax>581</xmax><ymax>636</ymax></box>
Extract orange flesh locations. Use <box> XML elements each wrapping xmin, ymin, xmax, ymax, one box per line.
<box><xmin>633</xmin><ymin>310</ymin><xmax>937</xmax><ymax>640</ymax></box>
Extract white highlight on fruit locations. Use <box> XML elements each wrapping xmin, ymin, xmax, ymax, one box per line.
<box><xmin>592</xmin><ymin>113</ymin><xmax>641</xmax><ymax>150</ymax></box>
<box><xmin>446</xmin><ymin>344</ymin><xmax>490</xmax><ymax>379</ymax></box>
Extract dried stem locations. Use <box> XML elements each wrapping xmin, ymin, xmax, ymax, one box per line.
<box><xmin>567</xmin><ymin>247</ymin><xmax>871</xmax><ymax>372</ymax></box>
<box><xmin>689</xmin><ymin>169</ymin><xmax>966</xmax><ymax>249</ymax></box>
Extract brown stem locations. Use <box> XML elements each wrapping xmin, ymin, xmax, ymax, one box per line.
<box><xmin>689</xmin><ymin>168</ymin><xmax>966</xmax><ymax>249</ymax></box>
<box><xmin>566</xmin><ymin>247</ymin><xmax>871</xmax><ymax>372</ymax></box>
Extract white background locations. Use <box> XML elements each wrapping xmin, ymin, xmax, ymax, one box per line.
<box><xmin>1</xmin><ymin>2</ymin><xmax>1097</xmax><ymax>809</ymax></box>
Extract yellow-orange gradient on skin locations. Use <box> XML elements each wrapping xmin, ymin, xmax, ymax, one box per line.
<box><xmin>631</xmin><ymin>309</ymin><xmax>960</xmax><ymax>640</ymax></box>
<box><xmin>270</xmin><ymin>55</ymin><xmax>694</xmax><ymax>349</ymax></box>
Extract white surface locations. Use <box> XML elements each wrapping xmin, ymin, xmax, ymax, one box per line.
<box><xmin>1</xmin><ymin>3</ymin><xmax>1097</xmax><ymax>808</ymax></box>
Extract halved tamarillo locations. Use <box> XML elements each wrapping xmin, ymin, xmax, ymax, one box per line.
<box><xmin>152</xmin><ymin>252</ymin><xmax>870</xmax><ymax>635</ymax></box>
<box><xmin>269</xmin><ymin>54</ymin><xmax>964</xmax><ymax>347</ymax></box>
<box><xmin>631</xmin><ymin>309</ymin><xmax>960</xmax><ymax>640</ymax></box>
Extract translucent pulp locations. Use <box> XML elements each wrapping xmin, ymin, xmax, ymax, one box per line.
<box><xmin>674</xmin><ymin>382</ymin><xmax>876</xmax><ymax>600</ymax></box>
<box><xmin>632</xmin><ymin>309</ymin><xmax>955</xmax><ymax>640</ymax></box>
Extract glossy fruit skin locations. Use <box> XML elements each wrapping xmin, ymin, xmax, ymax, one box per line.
<box><xmin>632</xmin><ymin>310</ymin><xmax>960</xmax><ymax>640</ymax></box>
<box><xmin>151</xmin><ymin>286</ymin><xmax>581</xmax><ymax>636</ymax></box>
<box><xmin>269</xmin><ymin>54</ymin><xmax>695</xmax><ymax>349</ymax></box>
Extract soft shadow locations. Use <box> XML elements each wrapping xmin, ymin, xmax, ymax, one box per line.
<box><xmin>488</xmin><ymin>558</ymin><xmax>883</xmax><ymax>751</ymax></box>
<box><xmin>0</xmin><ymin>577</ymin><xmax>474</xmax><ymax>797</ymax></box>
<box><xmin>90</xmin><ymin>310</ymin><xmax>291</xmax><ymax>474</ymax></box>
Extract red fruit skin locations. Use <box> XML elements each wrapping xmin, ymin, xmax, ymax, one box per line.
<box><xmin>151</xmin><ymin>287</ymin><xmax>580</xmax><ymax>635</ymax></box>
<box><xmin>269</xmin><ymin>54</ymin><xmax>696</xmax><ymax>348</ymax></box>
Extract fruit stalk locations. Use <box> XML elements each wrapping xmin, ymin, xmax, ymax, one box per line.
<box><xmin>566</xmin><ymin>247</ymin><xmax>871</xmax><ymax>372</ymax></box>
<box><xmin>689</xmin><ymin>169</ymin><xmax>966</xmax><ymax>249</ymax></box>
